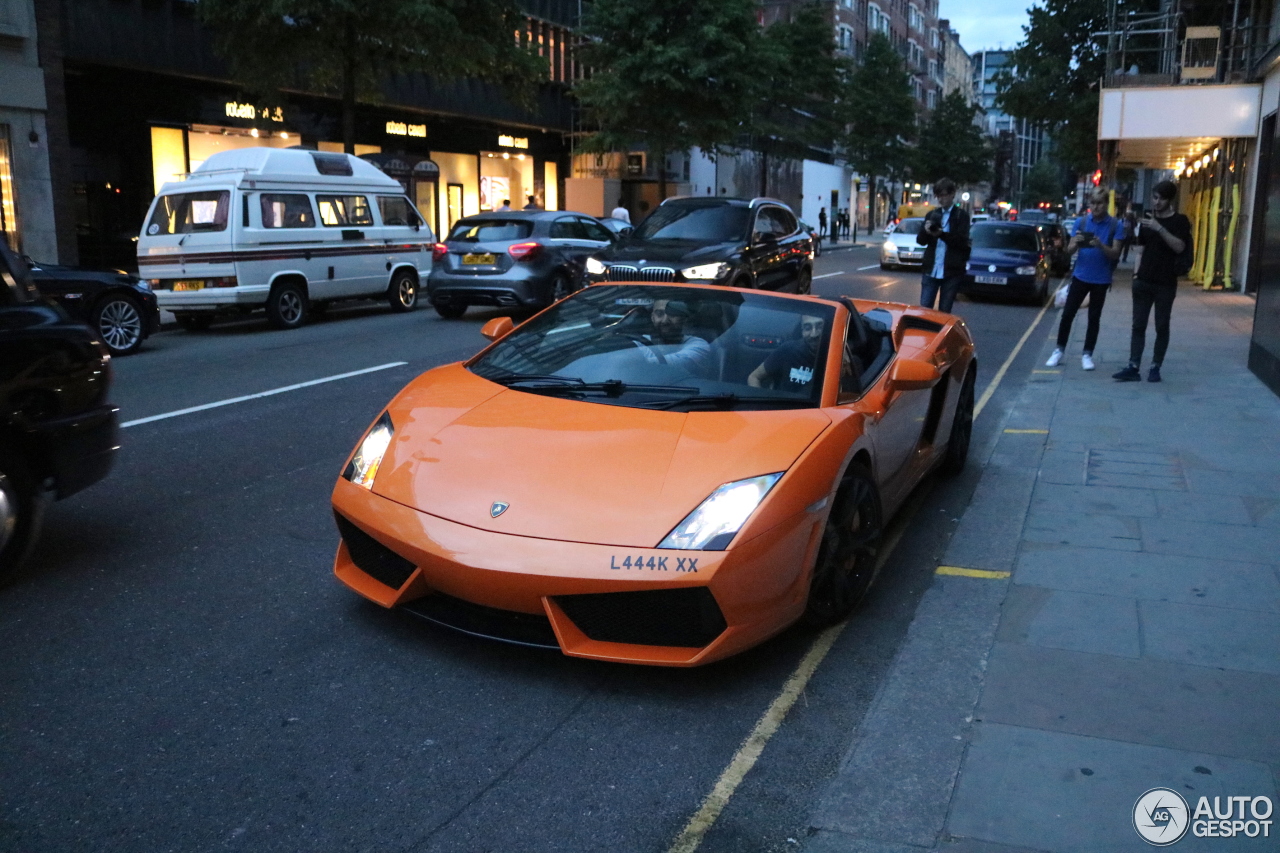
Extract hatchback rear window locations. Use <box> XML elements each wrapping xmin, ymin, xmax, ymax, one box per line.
<box><xmin>449</xmin><ymin>220</ymin><xmax>533</xmax><ymax>242</ymax></box>
<box><xmin>146</xmin><ymin>191</ymin><xmax>230</xmax><ymax>235</ymax></box>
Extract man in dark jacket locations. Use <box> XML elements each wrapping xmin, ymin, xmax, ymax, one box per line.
<box><xmin>916</xmin><ymin>178</ymin><xmax>971</xmax><ymax>312</ymax></box>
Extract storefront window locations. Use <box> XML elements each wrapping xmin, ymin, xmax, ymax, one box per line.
<box><xmin>481</xmin><ymin>151</ymin><xmax>534</xmax><ymax>212</ymax></box>
<box><xmin>0</xmin><ymin>126</ymin><xmax>18</xmax><ymax>252</ymax></box>
<box><xmin>187</xmin><ymin>124</ymin><xmax>295</xmax><ymax>172</ymax></box>
<box><xmin>544</xmin><ymin>161</ymin><xmax>558</xmax><ymax>212</ymax></box>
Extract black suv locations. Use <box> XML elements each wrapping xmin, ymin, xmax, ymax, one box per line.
<box><xmin>0</xmin><ymin>241</ymin><xmax>119</xmax><ymax>581</ymax></box>
<box><xmin>584</xmin><ymin>197</ymin><xmax>814</xmax><ymax>293</ymax></box>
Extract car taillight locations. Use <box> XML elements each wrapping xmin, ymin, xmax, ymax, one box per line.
<box><xmin>432</xmin><ymin>243</ymin><xmax>448</xmax><ymax>261</ymax></box>
<box><xmin>210</xmin><ymin>277</ymin><xmax>238</xmax><ymax>288</ymax></box>
<box><xmin>508</xmin><ymin>241</ymin><xmax>542</xmax><ymax>261</ymax></box>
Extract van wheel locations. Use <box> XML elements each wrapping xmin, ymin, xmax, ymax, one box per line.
<box><xmin>174</xmin><ymin>313</ymin><xmax>212</xmax><ymax>332</ymax></box>
<box><xmin>266</xmin><ymin>281</ymin><xmax>310</xmax><ymax>329</ymax></box>
<box><xmin>433</xmin><ymin>302</ymin><xmax>466</xmax><ymax>319</ymax></box>
<box><xmin>93</xmin><ymin>294</ymin><xmax>145</xmax><ymax>355</ymax></box>
<box><xmin>0</xmin><ymin>451</ymin><xmax>44</xmax><ymax>586</ymax></box>
<box><xmin>388</xmin><ymin>270</ymin><xmax>419</xmax><ymax>312</ymax></box>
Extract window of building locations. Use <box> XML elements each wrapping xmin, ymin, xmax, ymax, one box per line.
<box><xmin>316</xmin><ymin>195</ymin><xmax>374</xmax><ymax>226</ymax></box>
<box><xmin>927</xmin><ymin>89</ymin><xmax>937</xmax><ymax>109</ymax></box>
<box><xmin>868</xmin><ymin>3</ymin><xmax>889</xmax><ymax>34</ymax></box>
<box><xmin>0</xmin><ymin>126</ymin><xmax>17</xmax><ymax>252</ymax></box>
<box><xmin>908</xmin><ymin>3</ymin><xmax>922</xmax><ymax>31</ymax></box>
<box><xmin>837</xmin><ymin>24</ymin><xmax>855</xmax><ymax>53</ymax></box>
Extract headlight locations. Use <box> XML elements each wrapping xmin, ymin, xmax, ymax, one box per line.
<box><xmin>1015</xmin><ymin>265</ymin><xmax>1037</xmax><ymax>275</ymax></box>
<box><xmin>680</xmin><ymin>262</ymin><xmax>730</xmax><ymax>281</ymax></box>
<box><xmin>342</xmin><ymin>411</ymin><xmax>394</xmax><ymax>490</ymax></box>
<box><xmin>882</xmin><ymin>242</ymin><xmax>897</xmax><ymax>254</ymax></box>
<box><xmin>585</xmin><ymin>257</ymin><xmax>607</xmax><ymax>276</ymax></box>
<box><xmin>659</xmin><ymin>473</ymin><xmax>783</xmax><ymax>550</ymax></box>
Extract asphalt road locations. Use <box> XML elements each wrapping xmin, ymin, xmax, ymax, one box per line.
<box><xmin>1</xmin><ymin>248</ymin><xmax>1059</xmax><ymax>853</ymax></box>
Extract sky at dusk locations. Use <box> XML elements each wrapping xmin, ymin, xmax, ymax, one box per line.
<box><xmin>939</xmin><ymin>0</ymin><xmax>1034</xmax><ymax>53</ymax></box>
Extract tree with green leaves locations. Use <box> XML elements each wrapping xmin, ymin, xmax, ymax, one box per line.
<box><xmin>913</xmin><ymin>90</ymin><xmax>992</xmax><ymax>187</ymax></box>
<box><xmin>1021</xmin><ymin>157</ymin><xmax>1069</xmax><ymax>206</ymax></box>
<box><xmin>995</xmin><ymin>0</ymin><xmax>1113</xmax><ymax>175</ymax></box>
<box><xmin>843</xmin><ymin>33</ymin><xmax>916</xmax><ymax>226</ymax></box>
<box><xmin>574</xmin><ymin>0</ymin><xmax>762</xmax><ymax>200</ymax></box>
<box><xmin>199</xmin><ymin>0</ymin><xmax>543</xmax><ymax>153</ymax></box>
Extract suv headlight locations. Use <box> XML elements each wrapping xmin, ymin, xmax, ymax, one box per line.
<box><xmin>659</xmin><ymin>473</ymin><xmax>783</xmax><ymax>550</ymax></box>
<box><xmin>1015</xmin><ymin>265</ymin><xmax>1037</xmax><ymax>275</ymax></box>
<box><xmin>882</xmin><ymin>241</ymin><xmax>897</xmax><ymax>254</ymax></box>
<box><xmin>585</xmin><ymin>257</ymin><xmax>607</xmax><ymax>276</ymax></box>
<box><xmin>343</xmin><ymin>412</ymin><xmax>394</xmax><ymax>490</ymax></box>
<box><xmin>680</xmin><ymin>262</ymin><xmax>730</xmax><ymax>281</ymax></box>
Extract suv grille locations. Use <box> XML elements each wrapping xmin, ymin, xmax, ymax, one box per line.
<box><xmin>606</xmin><ymin>265</ymin><xmax>676</xmax><ymax>283</ymax></box>
<box><xmin>553</xmin><ymin>587</ymin><xmax>727</xmax><ymax>648</ymax></box>
<box><xmin>333</xmin><ymin>512</ymin><xmax>418</xmax><ymax>590</ymax></box>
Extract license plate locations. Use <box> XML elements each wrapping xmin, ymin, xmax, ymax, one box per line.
<box><xmin>172</xmin><ymin>280</ymin><xmax>205</xmax><ymax>291</ymax></box>
<box><xmin>974</xmin><ymin>275</ymin><xmax>1007</xmax><ymax>285</ymax></box>
<box><xmin>462</xmin><ymin>253</ymin><xmax>496</xmax><ymax>265</ymax></box>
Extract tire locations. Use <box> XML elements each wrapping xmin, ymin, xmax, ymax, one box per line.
<box><xmin>802</xmin><ymin>461</ymin><xmax>883</xmax><ymax>627</ymax></box>
<box><xmin>266</xmin><ymin>280</ymin><xmax>310</xmax><ymax>330</ymax></box>
<box><xmin>794</xmin><ymin>268</ymin><xmax>812</xmax><ymax>295</ymax></box>
<box><xmin>732</xmin><ymin>275</ymin><xmax>754</xmax><ymax>290</ymax></box>
<box><xmin>0</xmin><ymin>451</ymin><xmax>44</xmax><ymax>586</ymax></box>
<box><xmin>880</xmin><ymin>262</ymin><xmax>891</xmax><ymax>271</ymax></box>
<box><xmin>91</xmin><ymin>293</ymin><xmax>145</xmax><ymax>356</ymax></box>
<box><xmin>433</xmin><ymin>301</ymin><xmax>467</xmax><ymax>319</ymax></box>
<box><xmin>388</xmin><ymin>270</ymin><xmax>419</xmax><ymax>313</ymax></box>
<box><xmin>549</xmin><ymin>271</ymin><xmax>573</xmax><ymax>304</ymax></box>
<box><xmin>174</xmin><ymin>312</ymin><xmax>212</xmax><ymax>332</ymax></box>
<box><xmin>940</xmin><ymin>368</ymin><xmax>975</xmax><ymax>477</ymax></box>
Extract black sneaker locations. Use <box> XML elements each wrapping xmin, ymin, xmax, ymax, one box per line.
<box><xmin>1147</xmin><ymin>365</ymin><xmax>1162</xmax><ymax>383</ymax></box>
<box><xmin>1113</xmin><ymin>365</ymin><xmax>1141</xmax><ymax>382</ymax></box>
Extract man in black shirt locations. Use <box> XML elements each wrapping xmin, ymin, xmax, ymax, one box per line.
<box><xmin>748</xmin><ymin>314</ymin><xmax>825</xmax><ymax>391</ymax></box>
<box><xmin>1113</xmin><ymin>180</ymin><xmax>1193</xmax><ymax>383</ymax></box>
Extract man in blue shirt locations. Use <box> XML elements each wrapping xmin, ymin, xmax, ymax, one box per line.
<box><xmin>916</xmin><ymin>178</ymin><xmax>971</xmax><ymax>313</ymax></box>
<box><xmin>1046</xmin><ymin>186</ymin><xmax>1123</xmax><ymax>371</ymax></box>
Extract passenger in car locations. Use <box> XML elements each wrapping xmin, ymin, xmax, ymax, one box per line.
<box><xmin>747</xmin><ymin>314</ymin><xmax>825</xmax><ymax>391</ymax></box>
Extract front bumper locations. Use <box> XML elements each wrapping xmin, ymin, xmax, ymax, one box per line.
<box><xmin>34</xmin><ymin>404</ymin><xmax>120</xmax><ymax>500</ymax></box>
<box><xmin>960</xmin><ymin>273</ymin><xmax>1040</xmax><ymax>296</ymax></box>
<box><xmin>331</xmin><ymin>477</ymin><xmax>821</xmax><ymax>666</ymax></box>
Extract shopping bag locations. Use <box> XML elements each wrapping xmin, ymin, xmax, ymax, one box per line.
<box><xmin>1053</xmin><ymin>283</ymin><xmax>1069</xmax><ymax>308</ymax></box>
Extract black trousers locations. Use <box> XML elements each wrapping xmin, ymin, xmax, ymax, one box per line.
<box><xmin>1129</xmin><ymin>276</ymin><xmax>1177</xmax><ymax>366</ymax></box>
<box><xmin>1057</xmin><ymin>277</ymin><xmax>1110</xmax><ymax>354</ymax></box>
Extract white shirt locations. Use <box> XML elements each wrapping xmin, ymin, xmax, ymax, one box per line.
<box><xmin>930</xmin><ymin>207</ymin><xmax>953</xmax><ymax>279</ymax></box>
<box><xmin>610</xmin><ymin>206</ymin><xmax>631</xmax><ymax>224</ymax></box>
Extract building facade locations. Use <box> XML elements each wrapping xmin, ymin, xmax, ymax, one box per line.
<box><xmin>972</xmin><ymin>48</ymin><xmax>1051</xmax><ymax>208</ymax></box>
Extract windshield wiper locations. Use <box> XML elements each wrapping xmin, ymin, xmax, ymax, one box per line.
<box><xmin>643</xmin><ymin>394</ymin><xmax>813</xmax><ymax>411</ymax></box>
<box><xmin>485</xmin><ymin>371</ymin><xmax>584</xmax><ymax>387</ymax></box>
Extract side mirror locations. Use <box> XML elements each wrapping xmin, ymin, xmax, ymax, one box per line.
<box><xmin>886</xmin><ymin>358</ymin><xmax>941</xmax><ymax>391</ymax></box>
<box><xmin>480</xmin><ymin>316</ymin><xmax>515</xmax><ymax>341</ymax></box>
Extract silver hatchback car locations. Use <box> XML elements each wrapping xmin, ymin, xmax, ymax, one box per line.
<box><xmin>880</xmin><ymin>218</ymin><xmax>926</xmax><ymax>270</ymax></box>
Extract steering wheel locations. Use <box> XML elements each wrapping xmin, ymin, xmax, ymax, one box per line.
<box><xmin>612</xmin><ymin>331</ymin><xmax>668</xmax><ymax>365</ymax></box>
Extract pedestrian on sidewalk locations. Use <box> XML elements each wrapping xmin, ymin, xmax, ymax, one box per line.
<box><xmin>1113</xmin><ymin>180</ymin><xmax>1193</xmax><ymax>383</ymax></box>
<box><xmin>818</xmin><ymin>207</ymin><xmax>827</xmax><ymax>239</ymax></box>
<box><xmin>1118</xmin><ymin>205</ymin><xmax>1137</xmax><ymax>263</ymax></box>
<box><xmin>1046</xmin><ymin>186</ymin><xmax>1122</xmax><ymax>371</ymax></box>
<box><xmin>916</xmin><ymin>178</ymin><xmax>971</xmax><ymax>313</ymax></box>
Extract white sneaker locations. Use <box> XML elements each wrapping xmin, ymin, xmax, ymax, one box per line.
<box><xmin>1082</xmin><ymin>353</ymin><xmax>1096</xmax><ymax>371</ymax></box>
<box><xmin>1045</xmin><ymin>349</ymin><xmax>1063</xmax><ymax>367</ymax></box>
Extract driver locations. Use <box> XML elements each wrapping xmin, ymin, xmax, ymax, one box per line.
<box><xmin>638</xmin><ymin>299</ymin><xmax>711</xmax><ymax>372</ymax></box>
<box><xmin>748</xmin><ymin>314</ymin><xmax>825</xmax><ymax>391</ymax></box>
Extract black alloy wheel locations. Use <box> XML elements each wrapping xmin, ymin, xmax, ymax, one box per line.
<box><xmin>794</xmin><ymin>268</ymin><xmax>812</xmax><ymax>295</ymax></box>
<box><xmin>550</xmin><ymin>271</ymin><xmax>573</xmax><ymax>304</ymax></box>
<box><xmin>93</xmin><ymin>294</ymin><xmax>145</xmax><ymax>355</ymax></box>
<box><xmin>802</xmin><ymin>461</ymin><xmax>883</xmax><ymax>627</ymax></box>
<box><xmin>940</xmin><ymin>368</ymin><xmax>975</xmax><ymax>476</ymax></box>
<box><xmin>433</xmin><ymin>301</ymin><xmax>467</xmax><ymax>319</ymax></box>
<box><xmin>174</xmin><ymin>312</ymin><xmax>213</xmax><ymax>331</ymax></box>
<box><xmin>266</xmin><ymin>281</ymin><xmax>310</xmax><ymax>330</ymax></box>
<box><xmin>388</xmin><ymin>270</ymin><xmax>419</xmax><ymax>312</ymax></box>
<box><xmin>0</xmin><ymin>452</ymin><xmax>43</xmax><ymax>585</ymax></box>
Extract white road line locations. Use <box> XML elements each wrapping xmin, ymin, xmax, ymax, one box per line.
<box><xmin>856</xmin><ymin>263</ymin><xmax>880</xmax><ymax>271</ymax></box>
<box><xmin>121</xmin><ymin>362</ymin><xmax>409</xmax><ymax>428</ymax></box>
<box><xmin>813</xmin><ymin>271</ymin><xmax>845</xmax><ymax>279</ymax></box>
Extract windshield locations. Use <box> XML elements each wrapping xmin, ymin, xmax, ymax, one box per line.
<box><xmin>448</xmin><ymin>219</ymin><xmax>534</xmax><ymax>242</ymax></box>
<box><xmin>971</xmin><ymin>224</ymin><xmax>1039</xmax><ymax>252</ymax></box>
<box><xmin>891</xmin><ymin>218</ymin><xmax>924</xmax><ymax>236</ymax></box>
<box><xmin>631</xmin><ymin>204</ymin><xmax>750</xmax><ymax>243</ymax></box>
<box><xmin>468</xmin><ymin>285</ymin><xmax>835</xmax><ymax>410</ymax></box>
<box><xmin>146</xmin><ymin>191</ymin><xmax>230</xmax><ymax>235</ymax></box>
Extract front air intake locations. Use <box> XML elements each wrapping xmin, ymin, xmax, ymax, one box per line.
<box><xmin>333</xmin><ymin>512</ymin><xmax>417</xmax><ymax>591</ymax></box>
<box><xmin>554</xmin><ymin>587</ymin><xmax>727</xmax><ymax>648</ymax></box>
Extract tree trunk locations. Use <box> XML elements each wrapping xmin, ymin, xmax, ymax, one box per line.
<box><xmin>342</xmin><ymin>18</ymin><xmax>356</xmax><ymax>155</ymax></box>
<box><xmin>656</xmin><ymin>143</ymin><xmax>667</xmax><ymax>203</ymax></box>
<box><xmin>760</xmin><ymin>148</ymin><xmax>768</xmax><ymax>198</ymax></box>
<box><xmin>869</xmin><ymin>175</ymin><xmax>877</xmax><ymax>229</ymax></box>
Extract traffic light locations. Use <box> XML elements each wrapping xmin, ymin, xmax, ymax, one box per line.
<box><xmin>1091</xmin><ymin>170</ymin><xmax>1103</xmax><ymax>186</ymax></box>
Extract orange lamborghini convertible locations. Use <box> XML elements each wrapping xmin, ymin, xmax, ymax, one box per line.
<box><xmin>332</xmin><ymin>283</ymin><xmax>976</xmax><ymax>666</ymax></box>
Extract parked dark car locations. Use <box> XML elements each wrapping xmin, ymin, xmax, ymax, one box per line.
<box><xmin>584</xmin><ymin>197</ymin><xmax>814</xmax><ymax>293</ymax></box>
<box><xmin>1032</xmin><ymin>223</ymin><xmax>1070</xmax><ymax>276</ymax></box>
<box><xmin>0</xmin><ymin>242</ymin><xmax>119</xmax><ymax>582</ymax></box>
<box><xmin>23</xmin><ymin>257</ymin><xmax>161</xmax><ymax>356</ymax></box>
<box><xmin>798</xmin><ymin>219</ymin><xmax>822</xmax><ymax>258</ymax></box>
<box><xmin>599</xmin><ymin>217</ymin><xmax>633</xmax><ymax>239</ymax></box>
<box><xmin>426</xmin><ymin>211</ymin><xmax>616</xmax><ymax>318</ymax></box>
<box><xmin>958</xmin><ymin>222</ymin><xmax>1052</xmax><ymax>304</ymax></box>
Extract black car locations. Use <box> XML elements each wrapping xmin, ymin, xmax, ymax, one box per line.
<box><xmin>0</xmin><ymin>242</ymin><xmax>119</xmax><ymax>582</ymax></box>
<box><xmin>24</xmin><ymin>257</ymin><xmax>161</xmax><ymax>356</ymax></box>
<box><xmin>584</xmin><ymin>197</ymin><xmax>814</xmax><ymax>293</ymax></box>
<box><xmin>959</xmin><ymin>222</ymin><xmax>1052</xmax><ymax>304</ymax></box>
<box><xmin>427</xmin><ymin>211</ymin><xmax>616</xmax><ymax>318</ymax></box>
<box><xmin>1032</xmin><ymin>223</ymin><xmax>1070</xmax><ymax>276</ymax></box>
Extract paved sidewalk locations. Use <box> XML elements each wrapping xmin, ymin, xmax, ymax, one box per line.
<box><xmin>806</xmin><ymin>271</ymin><xmax>1280</xmax><ymax>851</ymax></box>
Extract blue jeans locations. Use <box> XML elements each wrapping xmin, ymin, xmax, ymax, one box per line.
<box><xmin>920</xmin><ymin>273</ymin><xmax>963</xmax><ymax>313</ymax></box>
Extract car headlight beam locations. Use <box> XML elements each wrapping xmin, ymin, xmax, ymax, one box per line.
<box><xmin>659</xmin><ymin>473</ymin><xmax>783</xmax><ymax>551</ymax></box>
<box><xmin>343</xmin><ymin>411</ymin><xmax>394</xmax><ymax>490</ymax></box>
<box><xmin>585</xmin><ymin>257</ymin><xmax>607</xmax><ymax>276</ymax></box>
<box><xmin>680</xmin><ymin>262</ymin><xmax>730</xmax><ymax>281</ymax></box>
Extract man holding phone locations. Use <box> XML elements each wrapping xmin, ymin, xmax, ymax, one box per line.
<box><xmin>1046</xmin><ymin>186</ymin><xmax>1123</xmax><ymax>371</ymax></box>
<box><xmin>916</xmin><ymin>178</ymin><xmax>971</xmax><ymax>312</ymax></box>
<box><xmin>1113</xmin><ymin>180</ymin><xmax>1192</xmax><ymax>382</ymax></box>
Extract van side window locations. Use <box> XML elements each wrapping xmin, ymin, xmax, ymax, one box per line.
<box><xmin>261</xmin><ymin>194</ymin><xmax>315</xmax><ymax>229</ymax></box>
<box><xmin>148</xmin><ymin>190</ymin><xmax>230</xmax><ymax>235</ymax></box>
<box><xmin>377</xmin><ymin>196</ymin><xmax>422</xmax><ymax>228</ymax></box>
<box><xmin>317</xmin><ymin>195</ymin><xmax>374</xmax><ymax>227</ymax></box>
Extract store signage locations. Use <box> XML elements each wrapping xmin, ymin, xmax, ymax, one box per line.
<box><xmin>386</xmin><ymin>121</ymin><xmax>427</xmax><ymax>138</ymax></box>
<box><xmin>498</xmin><ymin>134</ymin><xmax>529</xmax><ymax>149</ymax></box>
<box><xmin>225</xmin><ymin>102</ymin><xmax>284</xmax><ymax>123</ymax></box>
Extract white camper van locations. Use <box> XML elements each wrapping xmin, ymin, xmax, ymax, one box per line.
<box><xmin>138</xmin><ymin>148</ymin><xmax>434</xmax><ymax>330</ymax></box>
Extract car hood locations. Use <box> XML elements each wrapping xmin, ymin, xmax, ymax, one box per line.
<box><xmin>968</xmin><ymin>248</ymin><xmax>1038</xmax><ymax>268</ymax></box>
<box><xmin>885</xmin><ymin>233</ymin><xmax>921</xmax><ymax>248</ymax></box>
<box><xmin>370</xmin><ymin>365</ymin><xmax>831</xmax><ymax>547</ymax></box>
<box><xmin>596</xmin><ymin>239</ymin><xmax>740</xmax><ymax>266</ymax></box>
